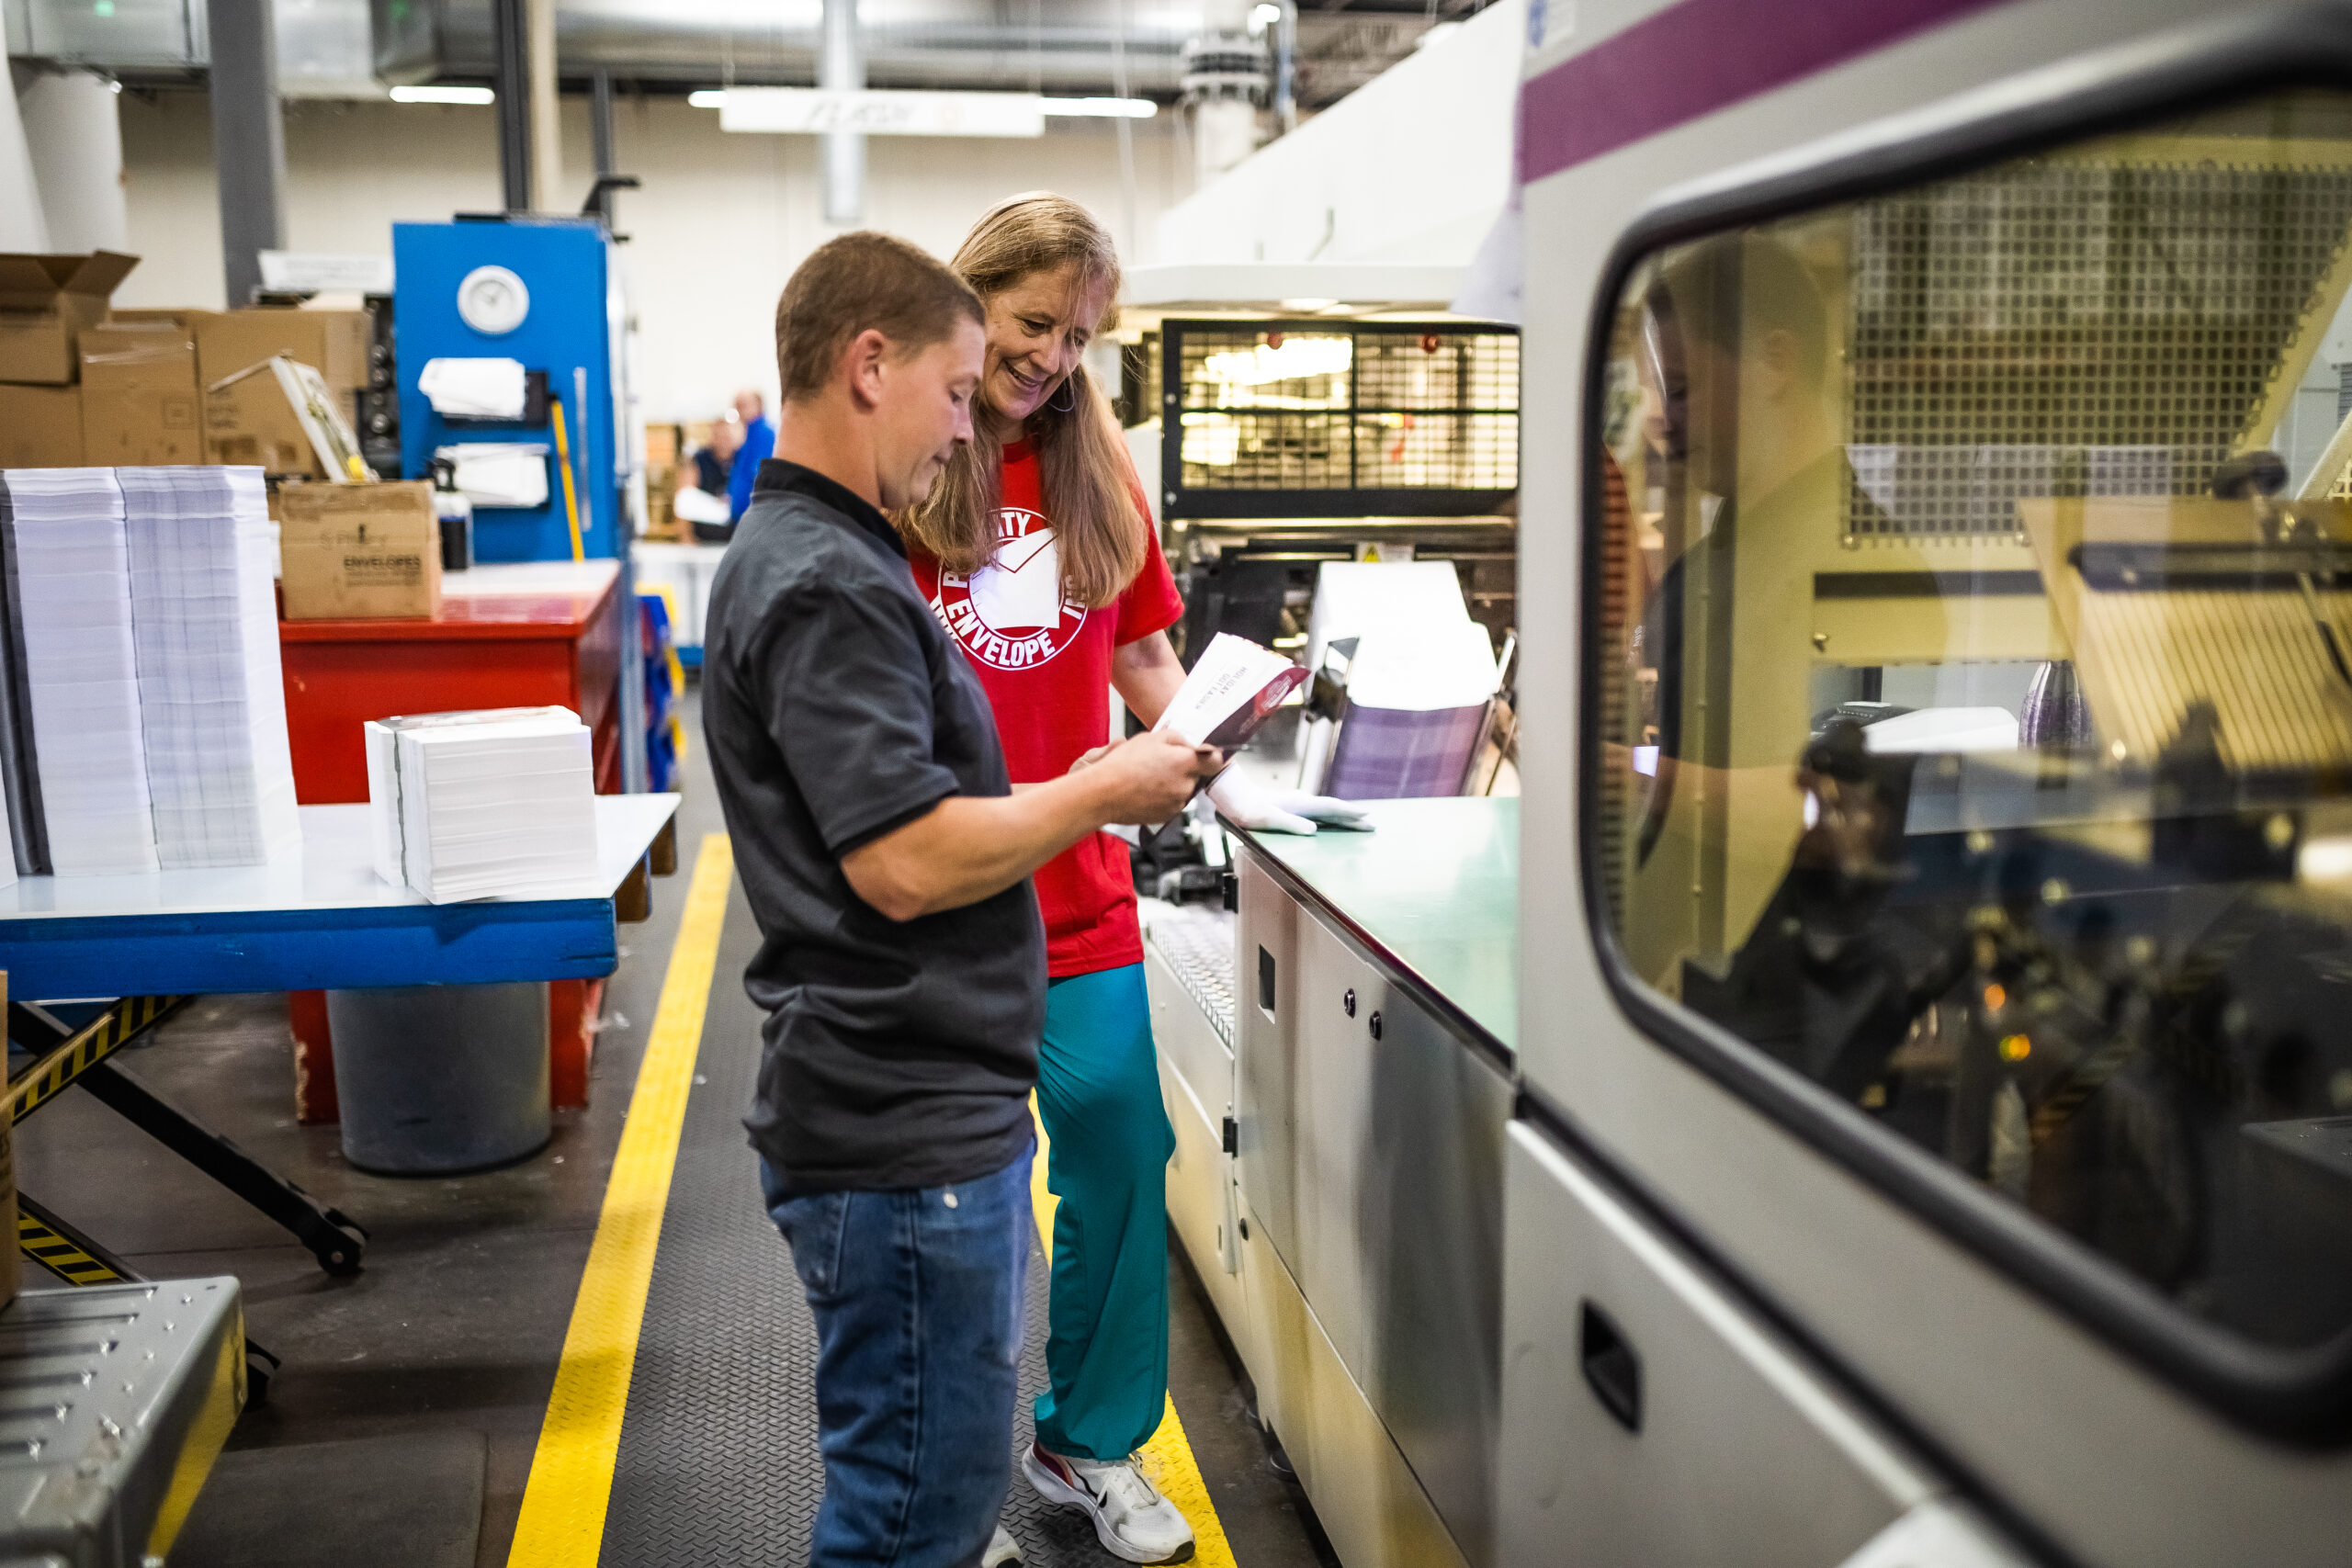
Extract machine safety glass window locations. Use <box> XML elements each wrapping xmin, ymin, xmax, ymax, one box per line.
<box><xmin>1592</xmin><ymin>87</ymin><xmax>2352</xmax><ymax>1356</ymax></box>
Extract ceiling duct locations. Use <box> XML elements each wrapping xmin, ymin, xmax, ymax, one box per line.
<box><xmin>4</xmin><ymin>0</ymin><xmax>1194</xmax><ymax>96</ymax></box>
<box><xmin>374</xmin><ymin>0</ymin><xmax>1193</xmax><ymax>95</ymax></box>
<box><xmin>5</xmin><ymin>0</ymin><xmax>379</xmax><ymax>96</ymax></box>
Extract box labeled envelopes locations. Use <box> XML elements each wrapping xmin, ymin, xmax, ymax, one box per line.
<box><xmin>0</xmin><ymin>251</ymin><xmax>138</xmax><ymax>383</ymax></box>
<box><xmin>364</xmin><ymin>706</ymin><xmax>601</xmax><ymax>902</ymax></box>
<box><xmin>79</xmin><ymin>322</ymin><xmax>204</xmax><ymax>466</ymax></box>
<box><xmin>278</xmin><ymin>480</ymin><xmax>442</xmax><ymax>620</ymax></box>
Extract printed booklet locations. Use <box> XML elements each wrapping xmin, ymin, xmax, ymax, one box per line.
<box><xmin>1154</xmin><ymin>633</ymin><xmax>1309</xmax><ymax>750</ymax></box>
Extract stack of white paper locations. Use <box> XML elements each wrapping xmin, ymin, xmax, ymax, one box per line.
<box><xmin>2</xmin><ymin>468</ymin><xmax>160</xmax><ymax>875</ymax></box>
<box><xmin>365</xmin><ymin>706</ymin><xmax>600</xmax><ymax>903</ymax></box>
<box><xmin>120</xmin><ymin>467</ymin><xmax>301</xmax><ymax>869</ymax></box>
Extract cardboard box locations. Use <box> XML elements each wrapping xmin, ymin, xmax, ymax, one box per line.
<box><xmin>79</xmin><ymin>322</ymin><xmax>205</xmax><ymax>466</ymax></box>
<box><xmin>205</xmin><ymin>355</ymin><xmax>365</xmax><ymax>479</ymax></box>
<box><xmin>279</xmin><ymin>480</ymin><xmax>443</xmax><ymax>620</ymax></box>
<box><xmin>198</xmin><ymin>307</ymin><xmax>372</xmax><ymax>392</ymax></box>
<box><xmin>0</xmin><ymin>251</ymin><xmax>138</xmax><ymax>384</ymax></box>
<box><xmin>0</xmin><ymin>385</ymin><xmax>85</xmax><ymax>467</ymax></box>
<box><xmin>110</xmin><ymin>308</ymin><xmax>219</xmax><ymax>332</ymax></box>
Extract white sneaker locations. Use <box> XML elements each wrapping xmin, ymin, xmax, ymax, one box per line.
<box><xmin>982</xmin><ymin>1523</ymin><xmax>1023</xmax><ymax>1567</ymax></box>
<box><xmin>1021</xmin><ymin>1440</ymin><xmax>1196</xmax><ymax>1563</ymax></box>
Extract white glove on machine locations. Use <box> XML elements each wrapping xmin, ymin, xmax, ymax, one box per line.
<box><xmin>1205</xmin><ymin>768</ymin><xmax>1372</xmax><ymax>836</ymax></box>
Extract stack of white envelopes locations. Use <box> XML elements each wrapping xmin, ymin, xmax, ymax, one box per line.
<box><xmin>120</xmin><ymin>467</ymin><xmax>301</xmax><ymax>869</ymax></box>
<box><xmin>0</xmin><ymin>468</ymin><xmax>160</xmax><ymax>875</ymax></box>
<box><xmin>364</xmin><ymin>706</ymin><xmax>601</xmax><ymax>903</ymax></box>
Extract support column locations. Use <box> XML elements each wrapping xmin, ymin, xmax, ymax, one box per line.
<box><xmin>207</xmin><ymin>0</ymin><xmax>287</xmax><ymax>306</ymax></box>
<box><xmin>820</xmin><ymin>0</ymin><xmax>863</xmax><ymax>226</ymax></box>
<box><xmin>492</xmin><ymin>0</ymin><xmax>531</xmax><ymax>211</ymax></box>
<box><xmin>20</xmin><ymin>71</ymin><xmax>130</xmax><ymax>254</ymax></box>
<box><xmin>526</xmin><ymin>0</ymin><xmax>560</xmax><ymax>212</ymax></box>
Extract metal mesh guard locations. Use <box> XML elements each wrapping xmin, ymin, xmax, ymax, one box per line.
<box><xmin>1170</xmin><ymin>321</ymin><xmax>1520</xmax><ymax>498</ymax></box>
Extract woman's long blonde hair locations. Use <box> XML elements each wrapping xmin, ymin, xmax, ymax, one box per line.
<box><xmin>896</xmin><ymin>192</ymin><xmax>1148</xmax><ymax>609</ymax></box>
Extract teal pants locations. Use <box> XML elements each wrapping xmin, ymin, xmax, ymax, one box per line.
<box><xmin>1033</xmin><ymin>963</ymin><xmax>1176</xmax><ymax>1461</ymax></box>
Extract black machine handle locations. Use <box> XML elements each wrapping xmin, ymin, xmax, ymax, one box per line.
<box><xmin>1579</xmin><ymin>1299</ymin><xmax>1643</xmax><ymax>1434</ymax></box>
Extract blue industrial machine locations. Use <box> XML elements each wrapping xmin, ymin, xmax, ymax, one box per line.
<box><xmin>391</xmin><ymin>217</ymin><xmax>627</xmax><ymax>563</ymax></box>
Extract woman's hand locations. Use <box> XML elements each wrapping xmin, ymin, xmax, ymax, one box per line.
<box><xmin>1206</xmin><ymin>770</ymin><xmax>1371</xmax><ymax>835</ymax></box>
<box><xmin>1067</xmin><ymin>742</ymin><xmax>1118</xmax><ymax>774</ymax></box>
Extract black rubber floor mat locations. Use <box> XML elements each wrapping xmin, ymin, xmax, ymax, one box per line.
<box><xmin>170</xmin><ymin>1429</ymin><xmax>485</xmax><ymax>1568</ymax></box>
<box><xmin>600</xmin><ymin>878</ymin><xmax>1121</xmax><ymax>1565</ymax></box>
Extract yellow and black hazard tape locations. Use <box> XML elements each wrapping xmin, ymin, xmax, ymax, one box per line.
<box><xmin>17</xmin><ymin>1209</ymin><xmax>124</xmax><ymax>1286</ymax></box>
<box><xmin>7</xmin><ymin>995</ymin><xmax>189</xmax><ymax>1124</ymax></box>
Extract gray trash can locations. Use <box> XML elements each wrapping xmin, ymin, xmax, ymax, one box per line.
<box><xmin>325</xmin><ymin>982</ymin><xmax>551</xmax><ymax>1174</ymax></box>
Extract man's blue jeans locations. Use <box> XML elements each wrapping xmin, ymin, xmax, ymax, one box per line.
<box><xmin>761</xmin><ymin>1145</ymin><xmax>1033</xmax><ymax>1568</ymax></box>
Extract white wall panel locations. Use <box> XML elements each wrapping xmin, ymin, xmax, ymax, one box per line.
<box><xmin>113</xmin><ymin>92</ymin><xmax>1191</xmax><ymax>421</ymax></box>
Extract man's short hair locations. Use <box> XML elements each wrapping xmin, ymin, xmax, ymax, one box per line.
<box><xmin>775</xmin><ymin>232</ymin><xmax>984</xmax><ymax>402</ymax></box>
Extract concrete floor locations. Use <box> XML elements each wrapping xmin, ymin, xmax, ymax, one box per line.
<box><xmin>13</xmin><ymin>685</ymin><xmax>1335</xmax><ymax>1568</ymax></box>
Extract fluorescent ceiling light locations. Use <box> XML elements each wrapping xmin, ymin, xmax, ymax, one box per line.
<box><xmin>1041</xmin><ymin>96</ymin><xmax>1158</xmax><ymax>118</ymax></box>
<box><xmin>1279</xmin><ymin>297</ymin><xmax>1340</xmax><ymax>312</ymax></box>
<box><xmin>390</xmin><ymin>85</ymin><xmax>494</xmax><ymax>105</ymax></box>
<box><xmin>695</xmin><ymin>88</ymin><xmax>1155</xmax><ymax>120</ymax></box>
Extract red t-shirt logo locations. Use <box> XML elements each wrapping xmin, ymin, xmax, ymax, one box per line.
<box><xmin>933</xmin><ymin>505</ymin><xmax>1088</xmax><ymax>671</ymax></box>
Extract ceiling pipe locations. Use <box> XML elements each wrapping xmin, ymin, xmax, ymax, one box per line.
<box><xmin>491</xmin><ymin>0</ymin><xmax>530</xmax><ymax>209</ymax></box>
<box><xmin>207</xmin><ymin>0</ymin><xmax>288</xmax><ymax>304</ymax></box>
<box><xmin>527</xmin><ymin>0</ymin><xmax>561</xmax><ymax>209</ymax></box>
<box><xmin>820</xmin><ymin>0</ymin><xmax>863</xmax><ymax>227</ymax></box>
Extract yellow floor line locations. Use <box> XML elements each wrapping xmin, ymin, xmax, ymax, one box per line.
<box><xmin>1030</xmin><ymin>1098</ymin><xmax>1239</xmax><ymax>1568</ymax></box>
<box><xmin>507</xmin><ymin>833</ymin><xmax>734</xmax><ymax>1568</ymax></box>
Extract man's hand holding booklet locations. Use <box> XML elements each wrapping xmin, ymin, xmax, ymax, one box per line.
<box><xmin>1077</xmin><ymin>633</ymin><xmax>1370</xmax><ymax>836</ymax></box>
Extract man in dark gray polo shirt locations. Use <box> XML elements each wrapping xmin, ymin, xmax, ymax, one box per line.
<box><xmin>701</xmin><ymin>231</ymin><xmax>1208</xmax><ymax>1568</ymax></box>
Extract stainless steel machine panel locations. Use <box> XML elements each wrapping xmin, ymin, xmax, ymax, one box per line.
<box><xmin>1236</xmin><ymin>852</ymin><xmax>1303</xmax><ymax>1266</ymax></box>
<box><xmin>1238</xmin><ymin>1202</ymin><xmax>1469</xmax><ymax>1568</ymax></box>
<box><xmin>1234</xmin><ymin>847</ymin><xmax>1510</xmax><ymax>1566</ymax></box>
<box><xmin>1498</xmin><ymin>1120</ymin><xmax>1935</xmax><ymax>1567</ymax></box>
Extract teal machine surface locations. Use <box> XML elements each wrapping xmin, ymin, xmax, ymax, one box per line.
<box><xmin>392</xmin><ymin>217</ymin><xmax>626</xmax><ymax>563</ymax></box>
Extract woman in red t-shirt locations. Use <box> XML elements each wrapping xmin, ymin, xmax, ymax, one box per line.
<box><xmin>899</xmin><ymin>193</ymin><xmax>1355</xmax><ymax>1560</ymax></box>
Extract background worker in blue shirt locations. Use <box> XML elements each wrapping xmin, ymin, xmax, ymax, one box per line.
<box><xmin>726</xmin><ymin>387</ymin><xmax>776</xmax><ymax>522</ymax></box>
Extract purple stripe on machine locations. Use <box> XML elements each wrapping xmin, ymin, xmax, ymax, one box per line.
<box><xmin>1519</xmin><ymin>0</ymin><xmax>2014</xmax><ymax>184</ymax></box>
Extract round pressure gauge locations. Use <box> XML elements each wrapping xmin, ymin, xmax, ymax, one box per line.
<box><xmin>456</xmin><ymin>265</ymin><xmax>530</xmax><ymax>336</ymax></box>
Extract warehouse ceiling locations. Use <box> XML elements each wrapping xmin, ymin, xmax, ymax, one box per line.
<box><xmin>5</xmin><ymin>0</ymin><xmax>1502</xmax><ymax>109</ymax></box>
